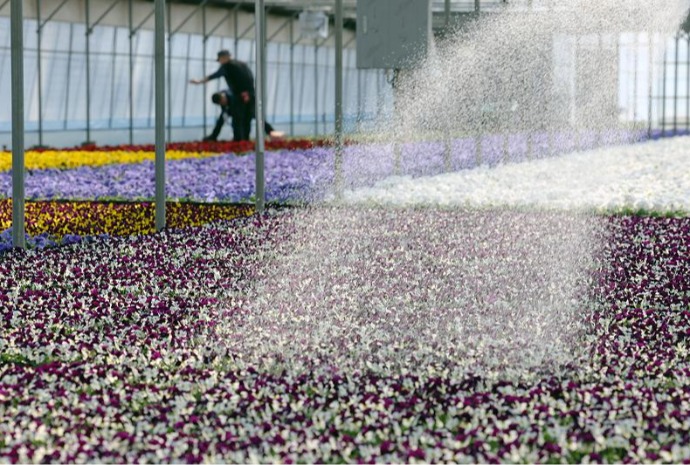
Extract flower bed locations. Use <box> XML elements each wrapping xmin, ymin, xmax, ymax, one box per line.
<box><xmin>0</xmin><ymin>139</ymin><xmax>329</xmax><ymax>172</ymax></box>
<box><xmin>1</xmin><ymin>207</ymin><xmax>690</xmax><ymax>463</ymax></box>
<box><xmin>0</xmin><ymin>200</ymin><xmax>253</xmax><ymax>252</ymax></box>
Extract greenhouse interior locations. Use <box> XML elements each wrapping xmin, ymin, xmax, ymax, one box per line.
<box><xmin>3</xmin><ymin>0</ymin><xmax>690</xmax><ymax>463</ymax></box>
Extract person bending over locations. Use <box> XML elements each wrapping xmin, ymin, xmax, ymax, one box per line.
<box><xmin>204</xmin><ymin>90</ymin><xmax>284</xmax><ymax>142</ymax></box>
<box><xmin>190</xmin><ymin>50</ymin><xmax>256</xmax><ymax>140</ymax></box>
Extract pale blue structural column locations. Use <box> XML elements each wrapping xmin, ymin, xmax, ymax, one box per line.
<box><xmin>255</xmin><ymin>0</ymin><xmax>266</xmax><ymax>212</ymax></box>
<box><xmin>155</xmin><ymin>0</ymin><xmax>166</xmax><ymax>230</ymax></box>
<box><xmin>11</xmin><ymin>0</ymin><xmax>25</xmax><ymax>249</ymax></box>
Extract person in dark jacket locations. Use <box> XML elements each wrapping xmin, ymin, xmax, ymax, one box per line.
<box><xmin>203</xmin><ymin>90</ymin><xmax>284</xmax><ymax>142</ymax></box>
<box><xmin>190</xmin><ymin>50</ymin><xmax>256</xmax><ymax>140</ymax></box>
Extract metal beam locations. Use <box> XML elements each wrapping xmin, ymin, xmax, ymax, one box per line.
<box><xmin>155</xmin><ymin>0</ymin><xmax>166</xmax><ymax>230</ymax></box>
<box><xmin>0</xmin><ymin>0</ymin><xmax>10</xmax><ymax>12</ymax></box>
<box><xmin>132</xmin><ymin>8</ymin><xmax>155</xmax><ymax>36</ymax></box>
<box><xmin>238</xmin><ymin>16</ymin><xmax>255</xmax><ymax>39</ymax></box>
<box><xmin>87</xmin><ymin>0</ymin><xmax>119</xmax><ymax>34</ymax></box>
<box><xmin>171</xmin><ymin>0</ymin><xmax>209</xmax><ymax>36</ymax></box>
<box><xmin>317</xmin><ymin>28</ymin><xmax>335</xmax><ymax>48</ymax></box>
<box><xmin>267</xmin><ymin>16</ymin><xmax>290</xmax><ymax>41</ymax></box>
<box><xmin>255</xmin><ymin>0</ymin><xmax>266</xmax><ymax>212</ymax></box>
<box><xmin>38</xmin><ymin>0</ymin><xmax>69</xmax><ymax>29</ymax></box>
<box><xmin>11</xmin><ymin>0</ymin><xmax>25</xmax><ymax>249</ymax></box>
<box><xmin>205</xmin><ymin>6</ymin><xmax>236</xmax><ymax>38</ymax></box>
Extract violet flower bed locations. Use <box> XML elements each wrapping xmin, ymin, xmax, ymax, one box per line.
<box><xmin>2</xmin><ymin>207</ymin><xmax>690</xmax><ymax>463</ymax></box>
<box><xmin>0</xmin><ymin>130</ymin><xmax>642</xmax><ymax>204</ymax></box>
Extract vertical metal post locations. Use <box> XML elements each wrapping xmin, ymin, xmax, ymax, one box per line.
<box><xmin>661</xmin><ymin>39</ymin><xmax>667</xmax><ymax>137</ymax></box>
<box><xmin>128</xmin><ymin>0</ymin><xmax>134</xmax><ymax>144</ymax></box>
<box><xmin>575</xmin><ymin>35</ymin><xmax>581</xmax><ymax>149</ymax></box>
<box><xmin>255</xmin><ymin>0</ymin><xmax>266</xmax><ymax>212</ymax></box>
<box><xmin>85</xmin><ymin>0</ymin><xmax>91</xmax><ymax>143</ymax></box>
<box><xmin>36</xmin><ymin>0</ymin><xmax>43</xmax><ymax>147</ymax></box>
<box><xmin>167</xmin><ymin>2</ymin><xmax>172</xmax><ymax>141</ymax></box>
<box><xmin>64</xmin><ymin>23</ymin><xmax>73</xmax><ymax>130</ymax></box>
<box><xmin>289</xmin><ymin>16</ymin><xmax>295</xmax><ymax>136</ymax></box>
<box><xmin>475</xmin><ymin>0</ymin><xmax>480</xmax><ymax>15</ymax></box>
<box><xmin>202</xmin><ymin>4</ymin><xmax>207</xmax><ymax>134</ymax></box>
<box><xmin>234</xmin><ymin>7</ymin><xmax>239</xmax><ymax>58</ymax></box>
<box><xmin>674</xmin><ymin>34</ymin><xmax>680</xmax><ymax>135</ymax></box>
<box><xmin>335</xmin><ymin>0</ymin><xmax>343</xmax><ymax>195</ymax></box>
<box><xmin>155</xmin><ymin>0</ymin><xmax>166</xmax><ymax>230</ymax></box>
<box><xmin>647</xmin><ymin>33</ymin><xmax>654</xmax><ymax>139</ymax></box>
<box><xmin>108</xmin><ymin>27</ymin><xmax>118</xmax><ymax>129</ymax></box>
<box><xmin>357</xmin><ymin>69</ymin><xmax>362</xmax><ymax>127</ymax></box>
<box><xmin>687</xmin><ymin>34</ymin><xmax>689</xmax><ymax>133</ymax></box>
<box><xmin>633</xmin><ymin>33</ymin><xmax>638</xmax><ymax>123</ymax></box>
<box><xmin>314</xmin><ymin>39</ymin><xmax>319</xmax><ymax>137</ymax></box>
<box><xmin>261</xmin><ymin>2</ymin><xmax>267</xmax><ymax>128</ymax></box>
<box><xmin>445</xmin><ymin>0</ymin><xmax>450</xmax><ymax>29</ymax></box>
<box><xmin>11</xmin><ymin>0</ymin><xmax>25</xmax><ymax>248</ymax></box>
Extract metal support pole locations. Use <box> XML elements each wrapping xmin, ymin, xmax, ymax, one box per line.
<box><xmin>661</xmin><ymin>40</ymin><xmax>667</xmax><ymax>137</ymax></box>
<box><xmin>85</xmin><ymin>0</ymin><xmax>91</xmax><ymax>144</ymax></box>
<box><xmin>167</xmin><ymin>2</ymin><xmax>172</xmax><ymax>141</ymax></box>
<box><xmin>155</xmin><ymin>0</ymin><xmax>166</xmax><ymax>230</ymax></box>
<box><xmin>575</xmin><ymin>35</ymin><xmax>581</xmax><ymax>149</ymax></box>
<box><xmin>234</xmin><ymin>6</ymin><xmax>239</xmax><ymax>58</ymax></box>
<box><xmin>108</xmin><ymin>25</ymin><xmax>117</xmax><ymax>128</ymax></box>
<box><xmin>674</xmin><ymin>34</ymin><xmax>680</xmax><ymax>135</ymax></box>
<box><xmin>648</xmin><ymin>33</ymin><xmax>654</xmax><ymax>139</ymax></box>
<box><xmin>255</xmin><ymin>0</ymin><xmax>266</xmax><ymax>212</ymax></box>
<box><xmin>202</xmin><ymin>4</ymin><xmax>207</xmax><ymax>134</ymax></box>
<box><xmin>261</xmin><ymin>3</ymin><xmax>267</xmax><ymax>127</ymax></box>
<box><xmin>64</xmin><ymin>23</ymin><xmax>73</xmax><ymax>130</ymax></box>
<box><xmin>182</xmin><ymin>33</ymin><xmax>191</xmax><ymax>126</ymax></box>
<box><xmin>687</xmin><ymin>34</ymin><xmax>689</xmax><ymax>133</ymax></box>
<box><xmin>633</xmin><ymin>33</ymin><xmax>638</xmax><ymax>123</ymax></box>
<box><xmin>357</xmin><ymin>69</ymin><xmax>362</xmax><ymax>128</ymax></box>
<box><xmin>128</xmin><ymin>0</ymin><xmax>134</xmax><ymax>144</ymax></box>
<box><xmin>289</xmin><ymin>17</ymin><xmax>295</xmax><ymax>136</ymax></box>
<box><xmin>11</xmin><ymin>0</ymin><xmax>25</xmax><ymax>248</ymax></box>
<box><xmin>314</xmin><ymin>39</ymin><xmax>319</xmax><ymax>137</ymax></box>
<box><xmin>335</xmin><ymin>0</ymin><xmax>343</xmax><ymax>196</ymax></box>
<box><xmin>445</xmin><ymin>0</ymin><xmax>450</xmax><ymax>30</ymax></box>
<box><xmin>36</xmin><ymin>0</ymin><xmax>43</xmax><ymax>147</ymax></box>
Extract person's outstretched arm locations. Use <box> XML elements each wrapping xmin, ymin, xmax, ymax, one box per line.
<box><xmin>190</xmin><ymin>67</ymin><xmax>224</xmax><ymax>85</ymax></box>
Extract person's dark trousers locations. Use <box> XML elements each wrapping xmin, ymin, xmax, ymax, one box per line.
<box><xmin>230</xmin><ymin>98</ymin><xmax>251</xmax><ymax>141</ymax></box>
<box><xmin>205</xmin><ymin>115</ymin><xmax>225</xmax><ymax>141</ymax></box>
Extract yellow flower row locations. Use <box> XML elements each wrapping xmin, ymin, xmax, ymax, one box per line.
<box><xmin>0</xmin><ymin>199</ymin><xmax>254</xmax><ymax>238</ymax></box>
<box><xmin>0</xmin><ymin>150</ymin><xmax>224</xmax><ymax>172</ymax></box>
